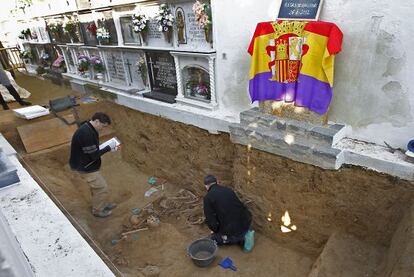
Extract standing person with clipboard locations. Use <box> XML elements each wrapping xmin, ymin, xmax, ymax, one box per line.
<box><xmin>69</xmin><ymin>112</ymin><xmax>119</xmax><ymax>218</ymax></box>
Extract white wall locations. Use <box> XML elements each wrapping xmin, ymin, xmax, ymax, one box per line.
<box><xmin>214</xmin><ymin>0</ymin><xmax>414</xmax><ymax>148</ymax></box>
<box><xmin>213</xmin><ymin>0</ymin><xmax>280</xmax><ymax>116</ymax></box>
<box><xmin>325</xmin><ymin>0</ymin><xmax>414</xmax><ymax>148</ymax></box>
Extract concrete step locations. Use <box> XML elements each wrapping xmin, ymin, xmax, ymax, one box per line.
<box><xmin>240</xmin><ymin>107</ymin><xmax>346</xmax><ymax>148</ymax></box>
<box><xmin>308</xmin><ymin>231</ymin><xmax>385</xmax><ymax>277</ymax></box>
<box><xmin>229</xmin><ymin>123</ymin><xmax>344</xmax><ymax>169</ymax></box>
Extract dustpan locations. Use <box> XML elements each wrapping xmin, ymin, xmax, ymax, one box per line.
<box><xmin>219</xmin><ymin>257</ymin><xmax>237</xmax><ymax>271</ymax></box>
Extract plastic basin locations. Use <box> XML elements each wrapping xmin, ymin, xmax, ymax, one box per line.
<box><xmin>187</xmin><ymin>238</ymin><xmax>218</xmax><ymax>267</ymax></box>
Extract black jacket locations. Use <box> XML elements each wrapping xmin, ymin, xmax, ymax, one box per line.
<box><xmin>203</xmin><ymin>184</ymin><xmax>252</xmax><ymax>236</ymax></box>
<box><xmin>69</xmin><ymin>122</ymin><xmax>111</xmax><ymax>173</ymax></box>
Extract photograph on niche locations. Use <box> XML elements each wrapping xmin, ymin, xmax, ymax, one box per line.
<box><xmin>120</xmin><ymin>16</ymin><xmax>141</xmax><ymax>45</ymax></box>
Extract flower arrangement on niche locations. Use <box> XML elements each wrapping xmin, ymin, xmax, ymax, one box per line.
<box><xmin>30</xmin><ymin>30</ymin><xmax>38</xmax><ymax>40</ymax></box>
<box><xmin>77</xmin><ymin>54</ymin><xmax>90</xmax><ymax>74</ymax></box>
<box><xmin>48</xmin><ymin>23</ymin><xmax>61</xmax><ymax>34</ymax></box>
<box><xmin>63</xmin><ymin>19</ymin><xmax>77</xmax><ymax>34</ymax></box>
<box><xmin>132</xmin><ymin>12</ymin><xmax>149</xmax><ymax>43</ymax></box>
<box><xmin>39</xmin><ymin>51</ymin><xmax>49</xmax><ymax>61</ymax></box>
<box><xmin>192</xmin><ymin>0</ymin><xmax>213</xmax><ymax>43</ymax></box>
<box><xmin>86</xmin><ymin>22</ymin><xmax>97</xmax><ymax>36</ymax></box>
<box><xmin>194</xmin><ymin>83</ymin><xmax>210</xmax><ymax>98</ymax></box>
<box><xmin>132</xmin><ymin>13</ymin><xmax>149</xmax><ymax>33</ymax></box>
<box><xmin>52</xmin><ymin>55</ymin><xmax>66</xmax><ymax>73</ymax></box>
<box><xmin>136</xmin><ymin>56</ymin><xmax>148</xmax><ymax>87</ymax></box>
<box><xmin>20</xmin><ymin>50</ymin><xmax>32</xmax><ymax>62</ymax></box>
<box><xmin>63</xmin><ymin>18</ymin><xmax>79</xmax><ymax>42</ymax></box>
<box><xmin>90</xmin><ymin>56</ymin><xmax>104</xmax><ymax>73</ymax></box>
<box><xmin>18</xmin><ymin>28</ymin><xmax>31</xmax><ymax>39</ymax></box>
<box><xmin>156</xmin><ymin>4</ymin><xmax>174</xmax><ymax>43</ymax></box>
<box><xmin>96</xmin><ymin>19</ymin><xmax>110</xmax><ymax>45</ymax></box>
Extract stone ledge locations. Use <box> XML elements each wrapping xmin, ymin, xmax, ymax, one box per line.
<box><xmin>229</xmin><ymin>124</ymin><xmax>344</xmax><ymax>170</ymax></box>
<box><xmin>240</xmin><ymin>108</ymin><xmax>346</xmax><ymax>148</ymax></box>
<box><xmin>336</xmin><ymin>138</ymin><xmax>414</xmax><ymax>181</ymax></box>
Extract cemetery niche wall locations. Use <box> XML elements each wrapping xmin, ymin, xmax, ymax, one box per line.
<box><xmin>53</xmin><ymin>1</ymin><xmax>217</xmax><ymax>109</ymax></box>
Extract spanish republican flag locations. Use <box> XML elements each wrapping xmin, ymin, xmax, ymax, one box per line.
<box><xmin>248</xmin><ymin>21</ymin><xmax>343</xmax><ymax>114</ymax></box>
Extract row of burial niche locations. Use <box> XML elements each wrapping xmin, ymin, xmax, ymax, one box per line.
<box><xmin>79</xmin><ymin>11</ymin><xmax>118</xmax><ymax>46</ymax></box>
<box><xmin>143</xmin><ymin>51</ymin><xmax>211</xmax><ymax>103</ymax></box>
<box><xmin>22</xmin><ymin>43</ymin><xmax>58</xmax><ymax>68</ymax></box>
<box><xmin>119</xmin><ymin>2</ymin><xmax>212</xmax><ymax>49</ymax></box>
<box><xmin>47</xmin><ymin>17</ymin><xmax>82</xmax><ymax>44</ymax></box>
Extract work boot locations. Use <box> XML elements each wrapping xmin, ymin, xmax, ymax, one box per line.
<box><xmin>1</xmin><ymin>103</ymin><xmax>9</xmax><ymax>110</ymax></box>
<box><xmin>93</xmin><ymin>209</ymin><xmax>112</xmax><ymax>218</ymax></box>
<box><xmin>103</xmin><ymin>203</ymin><xmax>117</xmax><ymax>211</ymax></box>
<box><xmin>18</xmin><ymin>100</ymin><xmax>31</xmax><ymax>106</ymax></box>
<box><xmin>243</xmin><ymin>230</ymin><xmax>255</xmax><ymax>253</ymax></box>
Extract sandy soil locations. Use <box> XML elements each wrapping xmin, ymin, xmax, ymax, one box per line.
<box><xmin>22</xmin><ymin>146</ymin><xmax>313</xmax><ymax>277</ymax></box>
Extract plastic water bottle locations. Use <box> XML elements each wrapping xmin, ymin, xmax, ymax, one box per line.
<box><xmin>243</xmin><ymin>230</ymin><xmax>255</xmax><ymax>252</ymax></box>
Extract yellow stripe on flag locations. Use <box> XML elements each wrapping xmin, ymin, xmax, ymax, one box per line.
<box><xmin>300</xmin><ymin>31</ymin><xmax>334</xmax><ymax>86</ymax></box>
<box><xmin>249</xmin><ymin>33</ymin><xmax>274</xmax><ymax>79</ymax></box>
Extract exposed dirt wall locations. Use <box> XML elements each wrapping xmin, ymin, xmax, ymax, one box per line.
<box><xmin>78</xmin><ymin>101</ymin><xmax>414</xmax><ymax>256</ymax></box>
<box><xmin>78</xmin><ymin>101</ymin><xmax>236</xmax><ymax>195</ymax></box>
<box><xmin>233</xmin><ymin>145</ymin><xmax>414</xmax><ymax>255</ymax></box>
<box><xmin>381</xmin><ymin>203</ymin><xmax>414</xmax><ymax>276</ymax></box>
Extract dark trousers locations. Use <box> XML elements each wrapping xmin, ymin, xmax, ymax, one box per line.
<box><xmin>210</xmin><ymin>232</ymin><xmax>246</xmax><ymax>246</ymax></box>
<box><xmin>0</xmin><ymin>84</ymin><xmax>22</xmax><ymax>105</ymax></box>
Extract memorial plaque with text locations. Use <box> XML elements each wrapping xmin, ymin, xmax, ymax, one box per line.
<box><xmin>173</xmin><ymin>2</ymin><xmax>211</xmax><ymax>51</ymax></box>
<box><xmin>123</xmin><ymin>51</ymin><xmax>146</xmax><ymax>89</ymax></box>
<box><xmin>278</xmin><ymin>0</ymin><xmax>323</xmax><ymax>20</ymax></box>
<box><xmin>146</xmin><ymin>51</ymin><xmax>177</xmax><ymax>95</ymax></box>
<box><xmin>105</xmin><ymin>51</ymin><xmax>126</xmax><ymax>85</ymax></box>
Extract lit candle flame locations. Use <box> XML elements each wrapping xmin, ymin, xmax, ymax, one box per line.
<box><xmin>281</xmin><ymin>210</ymin><xmax>297</xmax><ymax>233</ymax></box>
<box><xmin>267</xmin><ymin>212</ymin><xmax>272</xmax><ymax>222</ymax></box>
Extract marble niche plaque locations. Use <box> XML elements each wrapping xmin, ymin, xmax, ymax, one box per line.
<box><xmin>173</xmin><ymin>2</ymin><xmax>212</xmax><ymax>51</ymax></box>
<box><xmin>105</xmin><ymin>50</ymin><xmax>127</xmax><ymax>85</ymax></box>
<box><xmin>123</xmin><ymin>51</ymin><xmax>147</xmax><ymax>91</ymax></box>
<box><xmin>38</xmin><ymin>26</ymin><xmax>49</xmax><ymax>42</ymax></box>
<box><xmin>143</xmin><ymin>50</ymin><xmax>177</xmax><ymax>103</ymax></box>
<box><xmin>64</xmin><ymin>48</ymin><xmax>76</xmax><ymax>73</ymax></box>
<box><xmin>146</xmin><ymin>19</ymin><xmax>172</xmax><ymax>48</ymax></box>
<box><xmin>120</xmin><ymin>16</ymin><xmax>141</xmax><ymax>45</ymax></box>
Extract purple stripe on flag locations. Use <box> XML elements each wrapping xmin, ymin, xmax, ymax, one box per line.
<box><xmin>249</xmin><ymin>72</ymin><xmax>333</xmax><ymax>114</ymax></box>
<box><xmin>249</xmin><ymin>72</ymin><xmax>297</xmax><ymax>103</ymax></box>
<box><xmin>295</xmin><ymin>74</ymin><xmax>333</xmax><ymax>114</ymax></box>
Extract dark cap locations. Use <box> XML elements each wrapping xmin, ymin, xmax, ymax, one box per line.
<box><xmin>204</xmin><ymin>175</ymin><xmax>217</xmax><ymax>186</ymax></box>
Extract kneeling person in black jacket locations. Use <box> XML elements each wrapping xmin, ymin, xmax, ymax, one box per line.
<box><xmin>203</xmin><ymin>175</ymin><xmax>252</xmax><ymax>246</ymax></box>
<box><xmin>69</xmin><ymin>112</ymin><xmax>118</xmax><ymax>218</ymax></box>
